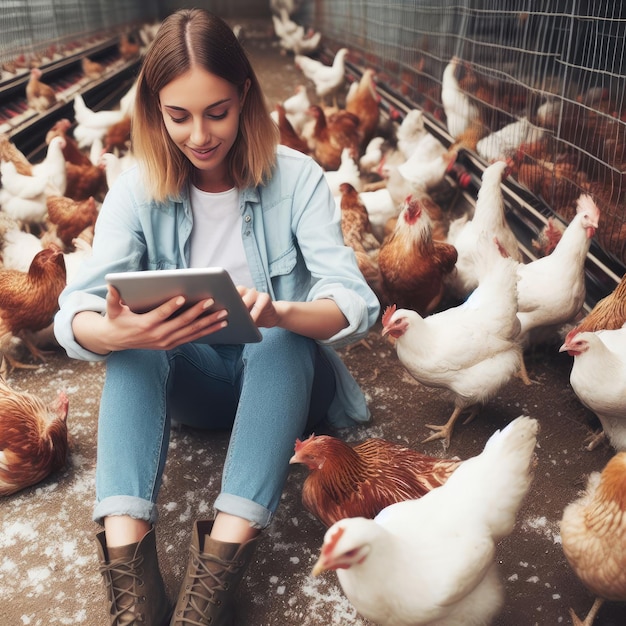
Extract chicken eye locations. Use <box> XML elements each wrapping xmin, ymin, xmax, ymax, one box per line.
<box><xmin>344</xmin><ymin>549</ymin><xmax>359</xmax><ymax>558</ymax></box>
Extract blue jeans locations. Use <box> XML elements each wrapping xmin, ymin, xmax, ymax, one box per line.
<box><xmin>93</xmin><ymin>327</ymin><xmax>335</xmax><ymax>529</ymax></box>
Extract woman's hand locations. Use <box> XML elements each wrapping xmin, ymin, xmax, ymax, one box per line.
<box><xmin>72</xmin><ymin>285</ymin><xmax>231</xmax><ymax>354</ymax></box>
<box><xmin>238</xmin><ymin>286</ymin><xmax>281</xmax><ymax>328</ymax></box>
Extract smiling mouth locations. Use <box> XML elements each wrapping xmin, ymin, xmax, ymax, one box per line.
<box><xmin>189</xmin><ymin>145</ymin><xmax>218</xmax><ymax>155</ymax></box>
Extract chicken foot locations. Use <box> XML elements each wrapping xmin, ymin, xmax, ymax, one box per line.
<box><xmin>584</xmin><ymin>429</ymin><xmax>607</xmax><ymax>451</ymax></box>
<box><xmin>422</xmin><ymin>405</ymin><xmax>478</xmax><ymax>450</ymax></box>
<box><xmin>569</xmin><ymin>597</ymin><xmax>604</xmax><ymax>626</ymax></box>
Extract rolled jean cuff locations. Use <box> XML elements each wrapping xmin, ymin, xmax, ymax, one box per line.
<box><xmin>93</xmin><ymin>495</ymin><xmax>158</xmax><ymax>526</ymax></box>
<box><xmin>214</xmin><ymin>493</ymin><xmax>273</xmax><ymax>530</ymax></box>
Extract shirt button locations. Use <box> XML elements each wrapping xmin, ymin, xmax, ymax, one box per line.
<box><xmin>244</xmin><ymin>215</ymin><xmax>252</xmax><ymax>223</ymax></box>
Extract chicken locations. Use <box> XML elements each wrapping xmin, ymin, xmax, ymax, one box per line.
<box><xmin>324</xmin><ymin>148</ymin><xmax>362</xmax><ymax>196</ymax></box>
<box><xmin>559</xmin><ymin>328</ymin><xmax>626</xmax><ymax>452</ymax></box>
<box><xmin>274</xmin><ymin>103</ymin><xmax>310</xmax><ymax>155</ymax></box>
<box><xmin>446</xmin><ymin>159</ymin><xmax>522</xmax><ymax>299</ymax></box>
<box><xmin>382</xmin><ymin>237</ymin><xmax>522</xmax><ymax>448</ymax></box>
<box><xmin>46</xmin><ymin>195</ymin><xmax>99</xmax><ymax>248</ymax></box>
<box><xmin>531</xmin><ymin>217</ymin><xmax>565</xmax><ymax>257</ymax></box>
<box><xmin>25</xmin><ymin>68</ymin><xmax>57</xmax><ymax>112</ymax></box>
<box><xmin>569</xmin><ymin>272</ymin><xmax>626</xmax><ymax>335</ymax></box>
<box><xmin>560</xmin><ymin>452</ymin><xmax>626</xmax><ymax>626</ymax></box>
<box><xmin>0</xmin><ymin>133</ymin><xmax>32</xmax><ymax>175</ymax></box>
<box><xmin>97</xmin><ymin>151</ymin><xmax>137</xmax><ymax>189</ymax></box>
<box><xmin>73</xmin><ymin>93</ymin><xmax>126</xmax><ymax>149</ymax></box>
<box><xmin>45</xmin><ymin>119</ymin><xmax>107</xmax><ymax>201</ymax></box>
<box><xmin>359</xmin><ymin>136</ymin><xmax>387</xmax><ymax>175</ymax></box>
<box><xmin>81</xmin><ymin>55</ymin><xmax>105</xmax><ymax>80</ymax></box>
<box><xmin>103</xmin><ymin>115</ymin><xmax>132</xmax><ymax>154</ymax></box>
<box><xmin>30</xmin><ymin>135</ymin><xmax>68</xmax><ymax>197</ymax></box>
<box><xmin>119</xmin><ymin>32</ymin><xmax>141</xmax><ymax>61</ymax></box>
<box><xmin>441</xmin><ymin>57</ymin><xmax>480</xmax><ymax>139</ymax></box>
<box><xmin>306</xmin><ymin>105</ymin><xmax>361</xmax><ymax>171</ymax></box>
<box><xmin>290</xmin><ymin>434</ymin><xmax>462</xmax><ymax>528</ymax></box>
<box><xmin>378</xmin><ymin>195</ymin><xmax>458</xmax><ymax>316</ymax></box>
<box><xmin>45</xmin><ymin>118</ymin><xmax>91</xmax><ymax>166</ymax></box>
<box><xmin>312</xmin><ymin>415</ymin><xmax>538</xmax><ymax>626</ymax></box>
<box><xmin>345</xmin><ymin>68</ymin><xmax>380</xmax><ymax>150</ymax></box>
<box><xmin>339</xmin><ymin>182</ymin><xmax>381</xmax><ymax>294</ymax></box>
<box><xmin>290</xmin><ymin>28</ymin><xmax>322</xmax><ymax>56</ymax></box>
<box><xmin>515</xmin><ymin>194</ymin><xmax>600</xmax><ymax>344</ymax></box>
<box><xmin>397</xmin><ymin>140</ymin><xmax>457</xmax><ymax>194</ymax></box>
<box><xmin>0</xmin><ymin>213</ymin><xmax>45</xmax><ymax>272</ymax></box>
<box><xmin>0</xmin><ymin>378</ymin><xmax>69</xmax><ymax>496</ymax></box>
<box><xmin>280</xmin><ymin>84</ymin><xmax>311</xmax><ymax>135</ymax></box>
<box><xmin>476</xmin><ymin>116</ymin><xmax>544</xmax><ymax>162</ymax></box>
<box><xmin>0</xmin><ymin>245</ymin><xmax>67</xmax><ymax>367</ymax></box>
<box><xmin>0</xmin><ymin>161</ymin><xmax>49</xmax><ymax>231</ymax></box>
<box><xmin>295</xmin><ymin>48</ymin><xmax>349</xmax><ymax>106</ymax></box>
<box><xmin>359</xmin><ymin>186</ymin><xmax>399</xmax><ymax>242</ymax></box>
<box><xmin>396</xmin><ymin>109</ymin><xmax>428</xmax><ymax>160</ymax></box>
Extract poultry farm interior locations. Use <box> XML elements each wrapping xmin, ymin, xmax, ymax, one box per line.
<box><xmin>1</xmin><ymin>1</ymin><xmax>626</xmax><ymax>625</ymax></box>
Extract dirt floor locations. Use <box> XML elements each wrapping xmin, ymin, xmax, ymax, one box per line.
<box><xmin>1</xmin><ymin>19</ymin><xmax>625</xmax><ymax>626</ymax></box>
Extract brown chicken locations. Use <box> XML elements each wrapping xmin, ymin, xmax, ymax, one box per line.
<box><xmin>307</xmin><ymin>105</ymin><xmax>361</xmax><ymax>171</ymax></box>
<box><xmin>103</xmin><ymin>115</ymin><xmax>132</xmax><ymax>154</ymax></box>
<box><xmin>378</xmin><ymin>195</ymin><xmax>458</xmax><ymax>315</ymax></box>
<box><xmin>569</xmin><ymin>272</ymin><xmax>626</xmax><ymax>335</ymax></box>
<box><xmin>119</xmin><ymin>32</ymin><xmax>141</xmax><ymax>61</ymax></box>
<box><xmin>345</xmin><ymin>68</ymin><xmax>380</xmax><ymax>150</ymax></box>
<box><xmin>0</xmin><ymin>133</ymin><xmax>32</xmax><ymax>175</ymax></box>
<box><xmin>45</xmin><ymin>119</ymin><xmax>107</xmax><ymax>201</ymax></box>
<box><xmin>0</xmin><ymin>378</ymin><xmax>69</xmax><ymax>496</ymax></box>
<box><xmin>560</xmin><ymin>452</ymin><xmax>626</xmax><ymax>626</ymax></box>
<box><xmin>0</xmin><ymin>245</ymin><xmax>67</xmax><ymax>367</ymax></box>
<box><xmin>45</xmin><ymin>118</ymin><xmax>91</xmax><ymax>166</ymax></box>
<box><xmin>339</xmin><ymin>182</ymin><xmax>382</xmax><ymax>295</ymax></box>
<box><xmin>275</xmin><ymin>104</ymin><xmax>310</xmax><ymax>155</ymax></box>
<box><xmin>531</xmin><ymin>217</ymin><xmax>565</xmax><ymax>257</ymax></box>
<box><xmin>81</xmin><ymin>55</ymin><xmax>105</xmax><ymax>80</ymax></box>
<box><xmin>289</xmin><ymin>434</ymin><xmax>462</xmax><ymax>527</ymax></box>
<box><xmin>46</xmin><ymin>195</ymin><xmax>99</xmax><ymax>248</ymax></box>
<box><xmin>25</xmin><ymin>68</ymin><xmax>57</xmax><ymax>112</ymax></box>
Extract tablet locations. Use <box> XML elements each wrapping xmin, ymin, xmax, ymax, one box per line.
<box><xmin>105</xmin><ymin>267</ymin><xmax>262</xmax><ymax>344</ymax></box>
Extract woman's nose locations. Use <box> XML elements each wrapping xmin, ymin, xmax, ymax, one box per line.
<box><xmin>190</xmin><ymin>118</ymin><xmax>210</xmax><ymax>146</ymax></box>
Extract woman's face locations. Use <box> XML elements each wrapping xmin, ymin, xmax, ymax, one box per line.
<box><xmin>159</xmin><ymin>65</ymin><xmax>245</xmax><ymax>192</ymax></box>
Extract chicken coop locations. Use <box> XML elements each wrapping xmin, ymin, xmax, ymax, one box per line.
<box><xmin>2</xmin><ymin>0</ymin><xmax>625</xmax><ymax>303</ymax></box>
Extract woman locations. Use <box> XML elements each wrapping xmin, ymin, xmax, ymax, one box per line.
<box><xmin>54</xmin><ymin>8</ymin><xmax>379</xmax><ymax>626</ymax></box>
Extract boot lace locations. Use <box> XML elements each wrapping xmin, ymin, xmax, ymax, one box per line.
<box><xmin>174</xmin><ymin>543</ymin><xmax>241</xmax><ymax>625</ymax></box>
<box><xmin>99</xmin><ymin>553</ymin><xmax>146</xmax><ymax>625</ymax></box>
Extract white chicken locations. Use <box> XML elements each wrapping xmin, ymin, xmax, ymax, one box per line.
<box><xmin>515</xmin><ymin>194</ymin><xmax>600</xmax><ymax>343</ymax></box>
<box><xmin>397</xmin><ymin>137</ymin><xmax>455</xmax><ymax>194</ymax></box>
<box><xmin>280</xmin><ymin>84</ymin><xmax>312</xmax><ymax>135</ymax></box>
<box><xmin>30</xmin><ymin>135</ymin><xmax>67</xmax><ymax>196</ymax></box>
<box><xmin>559</xmin><ymin>327</ymin><xmax>626</xmax><ymax>451</ymax></box>
<box><xmin>359</xmin><ymin>136</ymin><xmax>386</xmax><ymax>174</ymax></box>
<box><xmin>446</xmin><ymin>159</ymin><xmax>522</xmax><ymax>299</ymax></box>
<box><xmin>312</xmin><ymin>415</ymin><xmax>538</xmax><ymax>626</ymax></box>
<box><xmin>476</xmin><ymin>116</ymin><xmax>544</xmax><ymax>162</ymax></box>
<box><xmin>396</xmin><ymin>109</ymin><xmax>428</xmax><ymax>160</ymax></box>
<box><xmin>382</xmin><ymin>236</ymin><xmax>523</xmax><ymax>449</ymax></box>
<box><xmin>73</xmin><ymin>93</ymin><xmax>126</xmax><ymax>148</ymax></box>
<box><xmin>359</xmin><ymin>187</ymin><xmax>398</xmax><ymax>241</ymax></box>
<box><xmin>295</xmin><ymin>47</ymin><xmax>348</xmax><ymax>106</ymax></box>
<box><xmin>441</xmin><ymin>56</ymin><xmax>480</xmax><ymax>139</ymax></box>
<box><xmin>98</xmin><ymin>151</ymin><xmax>137</xmax><ymax>189</ymax></box>
<box><xmin>323</xmin><ymin>148</ymin><xmax>362</xmax><ymax>197</ymax></box>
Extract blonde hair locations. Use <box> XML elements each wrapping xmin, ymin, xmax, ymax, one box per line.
<box><xmin>132</xmin><ymin>8</ymin><xmax>279</xmax><ymax>201</ymax></box>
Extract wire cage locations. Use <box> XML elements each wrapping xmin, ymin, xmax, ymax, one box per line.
<box><xmin>298</xmin><ymin>0</ymin><xmax>626</xmax><ymax>277</ymax></box>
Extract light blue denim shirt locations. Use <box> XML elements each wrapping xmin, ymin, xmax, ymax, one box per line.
<box><xmin>54</xmin><ymin>145</ymin><xmax>380</xmax><ymax>427</ymax></box>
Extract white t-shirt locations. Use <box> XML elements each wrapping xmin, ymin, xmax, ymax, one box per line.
<box><xmin>189</xmin><ymin>185</ymin><xmax>254</xmax><ymax>288</ymax></box>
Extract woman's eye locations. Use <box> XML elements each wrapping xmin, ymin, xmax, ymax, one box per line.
<box><xmin>208</xmin><ymin>111</ymin><xmax>228</xmax><ymax>120</ymax></box>
<box><xmin>170</xmin><ymin>116</ymin><xmax>188</xmax><ymax>124</ymax></box>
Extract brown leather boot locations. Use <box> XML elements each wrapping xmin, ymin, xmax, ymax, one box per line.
<box><xmin>170</xmin><ymin>520</ymin><xmax>260</xmax><ymax>626</ymax></box>
<box><xmin>96</xmin><ymin>527</ymin><xmax>173</xmax><ymax>626</ymax></box>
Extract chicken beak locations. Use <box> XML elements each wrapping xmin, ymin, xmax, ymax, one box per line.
<box><xmin>311</xmin><ymin>555</ymin><xmax>328</xmax><ymax>577</ymax></box>
<box><xmin>288</xmin><ymin>453</ymin><xmax>298</xmax><ymax>464</ymax></box>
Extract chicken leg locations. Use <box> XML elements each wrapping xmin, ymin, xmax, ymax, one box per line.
<box><xmin>422</xmin><ymin>405</ymin><xmax>479</xmax><ymax>449</ymax></box>
<box><xmin>569</xmin><ymin>597</ymin><xmax>604</xmax><ymax>626</ymax></box>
